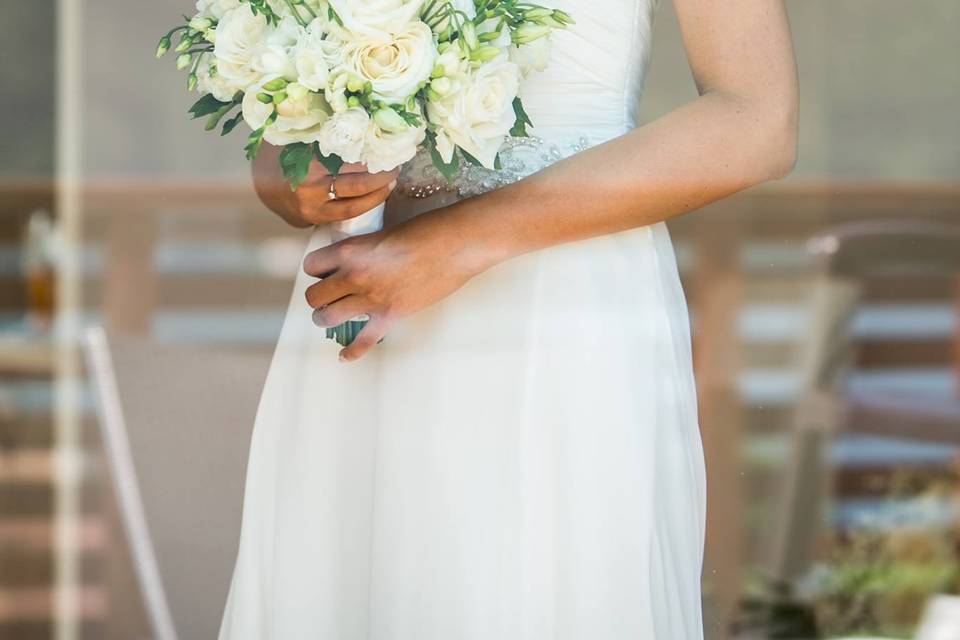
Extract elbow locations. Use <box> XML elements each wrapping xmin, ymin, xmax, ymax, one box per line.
<box><xmin>759</xmin><ymin>98</ymin><xmax>799</xmax><ymax>181</ymax></box>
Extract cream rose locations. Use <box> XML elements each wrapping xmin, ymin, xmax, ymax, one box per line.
<box><xmin>327</xmin><ymin>0</ymin><xmax>424</xmax><ymax>41</ymax></box>
<box><xmin>427</xmin><ymin>56</ymin><xmax>520</xmax><ymax>168</ymax></box>
<box><xmin>342</xmin><ymin>20</ymin><xmax>436</xmax><ymax>104</ymax></box>
<box><xmin>242</xmin><ymin>80</ymin><xmax>331</xmax><ymax>145</ymax></box>
<box><xmin>213</xmin><ymin>5</ymin><xmax>270</xmax><ymax>91</ymax></box>
<box><xmin>316</xmin><ymin>108</ymin><xmax>371</xmax><ymax>163</ymax></box>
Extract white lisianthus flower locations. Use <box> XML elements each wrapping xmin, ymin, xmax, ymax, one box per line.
<box><xmin>195</xmin><ymin>0</ymin><xmax>240</xmax><ymax>20</ymax></box>
<box><xmin>213</xmin><ymin>5</ymin><xmax>270</xmax><ymax>91</ymax></box>
<box><xmin>294</xmin><ymin>26</ymin><xmax>339</xmax><ymax>92</ymax></box>
<box><xmin>427</xmin><ymin>56</ymin><xmax>520</xmax><ymax>168</ymax></box>
<box><xmin>242</xmin><ymin>80</ymin><xmax>331</xmax><ymax>145</ymax></box>
<box><xmin>316</xmin><ymin>107</ymin><xmax>371</xmax><ymax>163</ymax></box>
<box><xmin>324</xmin><ymin>70</ymin><xmax>351</xmax><ymax>113</ymax></box>
<box><xmin>343</xmin><ymin>20</ymin><xmax>436</xmax><ymax>104</ymax></box>
<box><xmin>509</xmin><ymin>37</ymin><xmax>552</xmax><ymax>76</ymax></box>
<box><xmin>363</xmin><ymin>117</ymin><xmax>426</xmax><ymax>173</ymax></box>
<box><xmin>253</xmin><ymin>16</ymin><xmax>301</xmax><ymax>81</ymax></box>
<box><xmin>196</xmin><ymin>60</ymin><xmax>240</xmax><ymax>101</ymax></box>
<box><xmin>327</xmin><ymin>0</ymin><xmax>424</xmax><ymax>41</ymax></box>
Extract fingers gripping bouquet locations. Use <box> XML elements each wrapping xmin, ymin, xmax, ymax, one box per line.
<box><xmin>158</xmin><ymin>0</ymin><xmax>572</xmax><ymax>345</ymax></box>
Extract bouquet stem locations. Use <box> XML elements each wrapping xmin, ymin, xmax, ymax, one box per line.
<box><xmin>325</xmin><ymin>203</ymin><xmax>385</xmax><ymax>347</ymax></box>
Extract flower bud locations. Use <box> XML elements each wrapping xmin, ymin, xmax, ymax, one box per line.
<box><xmin>460</xmin><ymin>22</ymin><xmax>479</xmax><ymax>49</ymax></box>
<box><xmin>257</xmin><ymin>92</ymin><xmax>273</xmax><ymax>104</ymax></box>
<box><xmin>552</xmin><ymin>10</ymin><xmax>575</xmax><ymax>25</ymax></box>
<box><xmin>176</xmin><ymin>53</ymin><xmax>193</xmax><ymax>69</ymax></box>
<box><xmin>156</xmin><ymin>36</ymin><xmax>171</xmax><ymax>58</ymax></box>
<box><xmin>262</xmin><ymin>77</ymin><xmax>289</xmax><ymax>91</ymax></box>
<box><xmin>272</xmin><ymin>91</ymin><xmax>287</xmax><ymax>104</ymax></box>
<box><xmin>430</xmin><ymin>76</ymin><xmax>452</xmax><ymax>97</ymax></box>
<box><xmin>187</xmin><ymin>73</ymin><xmax>198</xmax><ymax>91</ymax></box>
<box><xmin>175</xmin><ymin>35</ymin><xmax>194</xmax><ymax>52</ymax></box>
<box><xmin>523</xmin><ymin>8</ymin><xmax>552</xmax><ymax>20</ymax></box>
<box><xmin>346</xmin><ymin>74</ymin><xmax>365</xmax><ymax>93</ymax></box>
<box><xmin>347</xmin><ymin>95</ymin><xmax>362</xmax><ymax>108</ymax></box>
<box><xmin>512</xmin><ymin>23</ymin><xmax>551</xmax><ymax>45</ymax></box>
<box><xmin>470</xmin><ymin>45</ymin><xmax>501</xmax><ymax>63</ymax></box>
<box><xmin>285</xmin><ymin>82</ymin><xmax>309</xmax><ymax>101</ymax></box>
<box><xmin>373</xmin><ymin>108</ymin><xmax>408</xmax><ymax>133</ymax></box>
<box><xmin>189</xmin><ymin>16</ymin><xmax>213</xmax><ymax>31</ymax></box>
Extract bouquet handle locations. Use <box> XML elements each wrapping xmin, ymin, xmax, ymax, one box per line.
<box><xmin>329</xmin><ymin>202</ymin><xmax>385</xmax><ymax>243</ymax></box>
<box><xmin>324</xmin><ymin>203</ymin><xmax>385</xmax><ymax>346</ymax></box>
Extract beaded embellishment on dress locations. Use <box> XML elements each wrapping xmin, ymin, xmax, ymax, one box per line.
<box><xmin>396</xmin><ymin>136</ymin><xmax>592</xmax><ymax>199</ymax></box>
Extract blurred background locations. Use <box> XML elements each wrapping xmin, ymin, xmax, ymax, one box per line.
<box><xmin>1</xmin><ymin>0</ymin><xmax>958</xmax><ymax>639</ymax></box>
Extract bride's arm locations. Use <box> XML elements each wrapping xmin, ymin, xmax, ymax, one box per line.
<box><xmin>448</xmin><ymin>0</ymin><xmax>799</xmax><ymax>264</ymax></box>
<box><xmin>305</xmin><ymin>0</ymin><xmax>799</xmax><ymax>361</ymax></box>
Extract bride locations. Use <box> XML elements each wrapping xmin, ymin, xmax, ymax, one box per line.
<box><xmin>219</xmin><ymin>0</ymin><xmax>797</xmax><ymax>637</ymax></box>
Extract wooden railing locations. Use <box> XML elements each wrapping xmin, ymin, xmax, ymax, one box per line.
<box><xmin>0</xmin><ymin>179</ymin><xmax>958</xmax><ymax>638</ymax></box>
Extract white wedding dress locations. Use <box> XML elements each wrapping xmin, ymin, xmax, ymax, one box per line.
<box><xmin>220</xmin><ymin>1</ymin><xmax>706</xmax><ymax>637</ymax></box>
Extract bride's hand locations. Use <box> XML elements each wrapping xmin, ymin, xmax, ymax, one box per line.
<box><xmin>302</xmin><ymin>213</ymin><xmax>486</xmax><ymax>362</ymax></box>
<box><xmin>252</xmin><ymin>143</ymin><xmax>399</xmax><ymax>228</ymax></box>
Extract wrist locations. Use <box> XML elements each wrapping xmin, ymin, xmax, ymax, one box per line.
<box><xmin>430</xmin><ymin>197</ymin><xmax>519</xmax><ymax>277</ymax></box>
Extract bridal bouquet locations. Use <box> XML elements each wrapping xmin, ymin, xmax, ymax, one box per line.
<box><xmin>158</xmin><ymin>0</ymin><xmax>572</xmax><ymax>344</ymax></box>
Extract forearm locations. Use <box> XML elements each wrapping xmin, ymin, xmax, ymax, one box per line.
<box><xmin>437</xmin><ymin>89</ymin><xmax>797</xmax><ymax>270</ymax></box>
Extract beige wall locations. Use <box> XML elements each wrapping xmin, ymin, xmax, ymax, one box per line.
<box><xmin>78</xmin><ymin>0</ymin><xmax>960</xmax><ymax>182</ymax></box>
<box><xmin>641</xmin><ymin>0</ymin><xmax>960</xmax><ymax>182</ymax></box>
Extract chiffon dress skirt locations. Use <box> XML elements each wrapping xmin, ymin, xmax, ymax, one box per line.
<box><xmin>220</xmin><ymin>0</ymin><xmax>707</xmax><ymax>637</ymax></box>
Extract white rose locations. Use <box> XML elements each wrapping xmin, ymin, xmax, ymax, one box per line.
<box><xmin>343</xmin><ymin>20</ymin><xmax>436</xmax><ymax>103</ymax></box>
<box><xmin>328</xmin><ymin>0</ymin><xmax>424</xmax><ymax>40</ymax></box>
<box><xmin>195</xmin><ymin>0</ymin><xmax>240</xmax><ymax>20</ymax></box>
<box><xmin>316</xmin><ymin>108</ymin><xmax>371</xmax><ymax>162</ymax></box>
<box><xmin>362</xmin><ymin>118</ymin><xmax>426</xmax><ymax>173</ymax></box>
<box><xmin>426</xmin><ymin>56</ymin><xmax>520</xmax><ymax>168</ymax></box>
<box><xmin>196</xmin><ymin>60</ymin><xmax>240</xmax><ymax>102</ymax></box>
<box><xmin>242</xmin><ymin>80</ymin><xmax>331</xmax><ymax>145</ymax></box>
<box><xmin>509</xmin><ymin>37</ymin><xmax>552</xmax><ymax>76</ymax></box>
<box><xmin>253</xmin><ymin>16</ymin><xmax>301</xmax><ymax>81</ymax></box>
<box><xmin>213</xmin><ymin>5</ymin><xmax>270</xmax><ymax>90</ymax></box>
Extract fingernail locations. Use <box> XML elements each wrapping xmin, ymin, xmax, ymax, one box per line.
<box><xmin>338</xmin><ymin>352</ymin><xmax>349</xmax><ymax>363</ymax></box>
<box><xmin>388</xmin><ymin>180</ymin><xmax>397</xmax><ymax>191</ymax></box>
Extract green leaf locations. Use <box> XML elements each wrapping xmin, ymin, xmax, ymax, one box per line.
<box><xmin>204</xmin><ymin>103</ymin><xmax>234</xmax><ymax>131</ymax></box>
<box><xmin>509</xmin><ymin>96</ymin><xmax>533</xmax><ymax>137</ymax></box>
<box><xmin>459</xmin><ymin>148</ymin><xmax>484</xmax><ymax>167</ymax></box>
<box><xmin>313</xmin><ymin>145</ymin><xmax>344</xmax><ymax>177</ymax></box>
<box><xmin>425</xmin><ymin>131</ymin><xmax>460</xmax><ymax>183</ymax></box>
<box><xmin>188</xmin><ymin>93</ymin><xmax>230</xmax><ymax>119</ymax></box>
<box><xmin>221</xmin><ymin>110</ymin><xmax>245</xmax><ymax>136</ymax></box>
<box><xmin>279</xmin><ymin>143</ymin><xmax>314</xmax><ymax>191</ymax></box>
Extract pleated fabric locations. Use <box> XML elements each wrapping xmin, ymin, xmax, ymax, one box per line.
<box><xmin>221</xmin><ymin>1</ymin><xmax>706</xmax><ymax>636</ymax></box>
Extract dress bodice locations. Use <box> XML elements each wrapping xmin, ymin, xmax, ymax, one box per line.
<box><xmin>520</xmin><ymin>0</ymin><xmax>658</xmax><ymax>143</ymax></box>
<box><xmin>396</xmin><ymin>0</ymin><xmax>658</xmax><ymax>199</ymax></box>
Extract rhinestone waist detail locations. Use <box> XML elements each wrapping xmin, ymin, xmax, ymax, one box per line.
<box><xmin>396</xmin><ymin>136</ymin><xmax>592</xmax><ymax>200</ymax></box>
